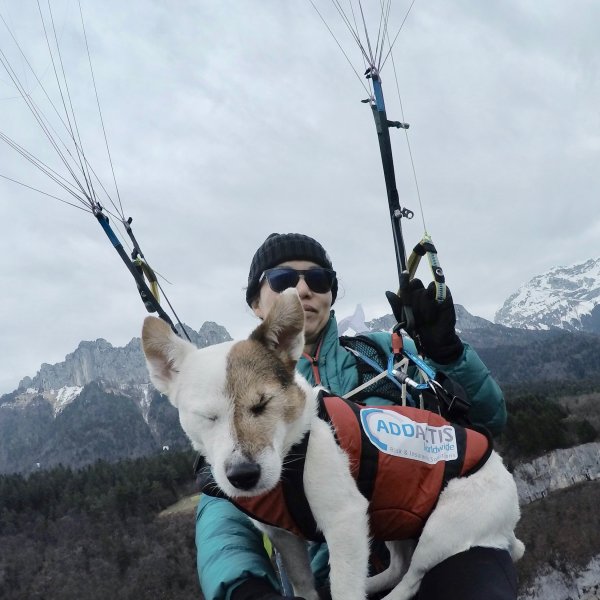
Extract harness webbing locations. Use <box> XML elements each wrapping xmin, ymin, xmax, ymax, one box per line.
<box><xmin>318</xmin><ymin>392</ymin><xmax>379</xmax><ymax>503</ymax></box>
<box><xmin>280</xmin><ymin>432</ymin><xmax>322</xmax><ymax>541</ymax></box>
<box><xmin>442</xmin><ymin>425</ymin><xmax>466</xmax><ymax>487</ymax></box>
<box><xmin>302</xmin><ymin>338</ymin><xmax>323</xmax><ymax>386</ymax></box>
<box><xmin>343</xmin><ymin>345</ymin><xmax>404</xmax><ymax>396</ymax></box>
<box><xmin>195</xmin><ymin>438</ymin><xmax>325</xmax><ymax>542</ymax></box>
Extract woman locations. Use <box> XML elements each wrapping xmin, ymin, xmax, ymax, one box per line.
<box><xmin>196</xmin><ymin>233</ymin><xmax>516</xmax><ymax>600</ymax></box>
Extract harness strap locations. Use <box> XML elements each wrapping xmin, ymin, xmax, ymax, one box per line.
<box><xmin>194</xmin><ymin>441</ymin><xmax>325</xmax><ymax>542</ymax></box>
<box><xmin>443</xmin><ymin>423</ymin><xmax>494</xmax><ymax>487</ymax></box>
<box><xmin>343</xmin><ymin>355</ymin><xmax>408</xmax><ymax>400</ymax></box>
<box><xmin>280</xmin><ymin>432</ymin><xmax>323</xmax><ymax>541</ymax></box>
<box><xmin>302</xmin><ymin>338</ymin><xmax>323</xmax><ymax>386</ymax></box>
<box><xmin>343</xmin><ymin>346</ymin><xmax>405</xmax><ymax>395</ymax></box>
<box><xmin>429</xmin><ymin>372</ymin><xmax>472</xmax><ymax>425</ymax></box>
<box><xmin>319</xmin><ymin>393</ymin><xmax>379</xmax><ymax>503</ymax></box>
<box><xmin>442</xmin><ymin>425</ymin><xmax>466</xmax><ymax>487</ymax></box>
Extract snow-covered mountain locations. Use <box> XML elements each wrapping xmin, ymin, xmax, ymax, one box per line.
<box><xmin>495</xmin><ymin>258</ymin><xmax>600</xmax><ymax>332</ymax></box>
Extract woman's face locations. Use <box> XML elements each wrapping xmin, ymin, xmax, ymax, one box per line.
<box><xmin>252</xmin><ymin>259</ymin><xmax>333</xmax><ymax>349</ymax></box>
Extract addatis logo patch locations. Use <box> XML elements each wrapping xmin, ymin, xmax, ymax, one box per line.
<box><xmin>359</xmin><ymin>408</ymin><xmax>458</xmax><ymax>464</ymax></box>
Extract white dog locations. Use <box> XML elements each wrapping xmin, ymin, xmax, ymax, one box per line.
<box><xmin>142</xmin><ymin>289</ymin><xmax>524</xmax><ymax>600</ymax></box>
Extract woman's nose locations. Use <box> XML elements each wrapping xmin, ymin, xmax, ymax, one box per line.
<box><xmin>295</xmin><ymin>275</ymin><xmax>311</xmax><ymax>296</ymax></box>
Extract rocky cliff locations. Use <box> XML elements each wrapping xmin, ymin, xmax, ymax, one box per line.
<box><xmin>17</xmin><ymin>321</ymin><xmax>231</xmax><ymax>393</ymax></box>
<box><xmin>514</xmin><ymin>442</ymin><xmax>600</xmax><ymax>505</ymax></box>
<box><xmin>514</xmin><ymin>443</ymin><xmax>600</xmax><ymax>600</ymax></box>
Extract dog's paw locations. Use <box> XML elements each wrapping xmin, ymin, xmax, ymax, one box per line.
<box><xmin>511</xmin><ymin>538</ymin><xmax>526</xmax><ymax>562</ymax></box>
<box><xmin>381</xmin><ymin>577</ymin><xmax>420</xmax><ymax>600</ymax></box>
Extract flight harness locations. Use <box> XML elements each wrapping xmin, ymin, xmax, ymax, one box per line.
<box><xmin>339</xmin><ymin>330</ymin><xmax>472</xmax><ymax>427</ymax></box>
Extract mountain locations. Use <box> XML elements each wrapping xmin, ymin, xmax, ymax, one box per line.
<box><xmin>495</xmin><ymin>257</ymin><xmax>600</xmax><ymax>333</ymax></box>
<box><xmin>455</xmin><ymin>305</ymin><xmax>600</xmax><ymax>384</ymax></box>
<box><xmin>0</xmin><ymin>322</ymin><xmax>232</xmax><ymax>475</ymax></box>
<box><xmin>4</xmin><ymin>302</ymin><xmax>599</xmax><ymax>475</ymax></box>
<box><xmin>344</xmin><ymin>304</ymin><xmax>600</xmax><ymax>385</ymax></box>
<box><xmin>17</xmin><ymin>321</ymin><xmax>230</xmax><ymax>392</ymax></box>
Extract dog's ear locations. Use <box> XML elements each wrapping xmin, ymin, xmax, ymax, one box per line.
<box><xmin>250</xmin><ymin>288</ymin><xmax>305</xmax><ymax>365</ymax></box>
<box><xmin>141</xmin><ymin>316</ymin><xmax>196</xmax><ymax>400</ymax></box>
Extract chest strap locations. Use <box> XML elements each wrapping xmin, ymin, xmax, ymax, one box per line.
<box><xmin>317</xmin><ymin>392</ymin><xmax>380</xmax><ymax>502</ymax></box>
<box><xmin>280</xmin><ymin>431</ymin><xmax>323</xmax><ymax>541</ymax></box>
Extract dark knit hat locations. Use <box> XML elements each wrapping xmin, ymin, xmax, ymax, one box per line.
<box><xmin>246</xmin><ymin>233</ymin><xmax>337</xmax><ymax>306</ymax></box>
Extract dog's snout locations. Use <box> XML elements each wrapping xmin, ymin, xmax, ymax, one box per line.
<box><xmin>226</xmin><ymin>460</ymin><xmax>261</xmax><ymax>491</ymax></box>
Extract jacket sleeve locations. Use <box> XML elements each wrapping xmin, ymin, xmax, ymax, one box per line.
<box><xmin>429</xmin><ymin>342</ymin><xmax>506</xmax><ymax>436</ymax></box>
<box><xmin>196</xmin><ymin>494</ymin><xmax>281</xmax><ymax>600</ymax></box>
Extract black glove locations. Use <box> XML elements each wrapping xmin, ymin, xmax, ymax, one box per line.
<box><xmin>386</xmin><ymin>274</ymin><xmax>463</xmax><ymax>364</ymax></box>
<box><xmin>231</xmin><ymin>577</ymin><xmax>305</xmax><ymax>600</ymax></box>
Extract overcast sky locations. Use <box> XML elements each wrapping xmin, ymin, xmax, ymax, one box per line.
<box><xmin>1</xmin><ymin>0</ymin><xmax>599</xmax><ymax>395</ymax></box>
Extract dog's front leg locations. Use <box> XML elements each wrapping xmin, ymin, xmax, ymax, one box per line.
<box><xmin>305</xmin><ymin>420</ymin><xmax>371</xmax><ymax>600</ymax></box>
<box><xmin>261</xmin><ymin>525</ymin><xmax>319</xmax><ymax>600</ymax></box>
<box><xmin>319</xmin><ymin>506</ymin><xmax>370</xmax><ymax>600</ymax></box>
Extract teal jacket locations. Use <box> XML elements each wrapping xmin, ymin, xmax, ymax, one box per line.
<box><xmin>196</xmin><ymin>312</ymin><xmax>506</xmax><ymax>600</ymax></box>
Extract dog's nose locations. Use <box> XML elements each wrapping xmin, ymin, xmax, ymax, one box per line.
<box><xmin>226</xmin><ymin>461</ymin><xmax>261</xmax><ymax>490</ymax></box>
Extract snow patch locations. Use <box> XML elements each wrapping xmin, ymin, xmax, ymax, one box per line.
<box><xmin>519</xmin><ymin>555</ymin><xmax>600</xmax><ymax>600</ymax></box>
<box><xmin>139</xmin><ymin>384</ymin><xmax>152</xmax><ymax>424</ymax></box>
<box><xmin>53</xmin><ymin>386</ymin><xmax>83</xmax><ymax>415</ymax></box>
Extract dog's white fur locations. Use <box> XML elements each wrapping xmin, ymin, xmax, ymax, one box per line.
<box><xmin>142</xmin><ymin>289</ymin><xmax>524</xmax><ymax>600</ymax></box>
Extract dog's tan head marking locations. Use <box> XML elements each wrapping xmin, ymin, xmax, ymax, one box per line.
<box><xmin>226</xmin><ymin>288</ymin><xmax>307</xmax><ymax>459</ymax></box>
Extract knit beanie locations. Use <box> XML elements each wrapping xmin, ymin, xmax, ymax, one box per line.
<box><xmin>246</xmin><ymin>233</ymin><xmax>337</xmax><ymax>306</ymax></box>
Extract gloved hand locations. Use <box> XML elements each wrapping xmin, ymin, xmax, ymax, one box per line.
<box><xmin>231</xmin><ymin>577</ymin><xmax>305</xmax><ymax>600</ymax></box>
<box><xmin>386</xmin><ymin>273</ymin><xmax>464</xmax><ymax>364</ymax></box>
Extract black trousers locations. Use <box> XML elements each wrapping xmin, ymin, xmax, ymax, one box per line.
<box><xmin>415</xmin><ymin>547</ymin><xmax>518</xmax><ymax>600</ymax></box>
<box><xmin>362</xmin><ymin>546</ymin><xmax>517</xmax><ymax>600</ymax></box>
<box><xmin>319</xmin><ymin>546</ymin><xmax>518</xmax><ymax>600</ymax></box>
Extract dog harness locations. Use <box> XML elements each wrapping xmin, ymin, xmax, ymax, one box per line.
<box><xmin>198</xmin><ymin>393</ymin><xmax>492</xmax><ymax>542</ymax></box>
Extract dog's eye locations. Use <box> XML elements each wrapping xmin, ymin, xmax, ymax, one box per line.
<box><xmin>250</xmin><ymin>395</ymin><xmax>270</xmax><ymax>417</ymax></box>
<box><xmin>201</xmin><ymin>414</ymin><xmax>219</xmax><ymax>423</ymax></box>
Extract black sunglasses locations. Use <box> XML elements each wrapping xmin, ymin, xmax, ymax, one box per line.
<box><xmin>261</xmin><ymin>267</ymin><xmax>336</xmax><ymax>294</ymax></box>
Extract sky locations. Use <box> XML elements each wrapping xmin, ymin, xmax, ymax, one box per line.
<box><xmin>1</xmin><ymin>0</ymin><xmax>599</xmax><ymax>395</ymax></box>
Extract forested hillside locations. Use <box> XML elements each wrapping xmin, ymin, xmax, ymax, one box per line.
<box><xmin>0</xmin><ymin>450</ymin><xmax>201</xmax><ymax>599</ymax></box>
<box><xmin>1</xmin><ymin>382</ymin><xmax>598</xmax><ymax>599</ymax></box>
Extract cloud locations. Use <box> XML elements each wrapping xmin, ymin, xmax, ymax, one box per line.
<box><xmin>1</xmin><ymin>0</ymin><xmax>599</xmax><ymax>393</ymax></box>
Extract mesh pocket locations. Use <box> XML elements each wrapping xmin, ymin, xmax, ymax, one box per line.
<box><xmin>339</xmin><ymin>335</ymin><xmax>404</xmax><ymax>404</ymax></box>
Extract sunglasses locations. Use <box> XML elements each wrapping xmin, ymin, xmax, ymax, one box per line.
<box><xmin>261</xmin><ymin>267</ymin><xmax>336</xmax><ymax>294</ymax></box>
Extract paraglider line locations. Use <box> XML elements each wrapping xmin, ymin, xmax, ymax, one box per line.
<box><xmin>379</xmin><ymin>0</ymin><xmax>417</xmax><ymax>72</ymax></box>
<box><xmin>307</xmin><ymin>0</ymin><xmax>371</xmax><ymax>96</ymax></box>
<box><xmin>78</xmin><ymin>0</ymin><xmax>125</xmax><ymax>219</ymax></box>
<box><xmin>0</xmin><ymin>173</ymin><xmax>92</xmax><ymax>212</ymax></box>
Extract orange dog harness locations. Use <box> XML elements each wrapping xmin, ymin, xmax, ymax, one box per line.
<box><xmin>199</xmin><ymin>393</ymin><xmax>492</xmax><ymax>541</ymax></box>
